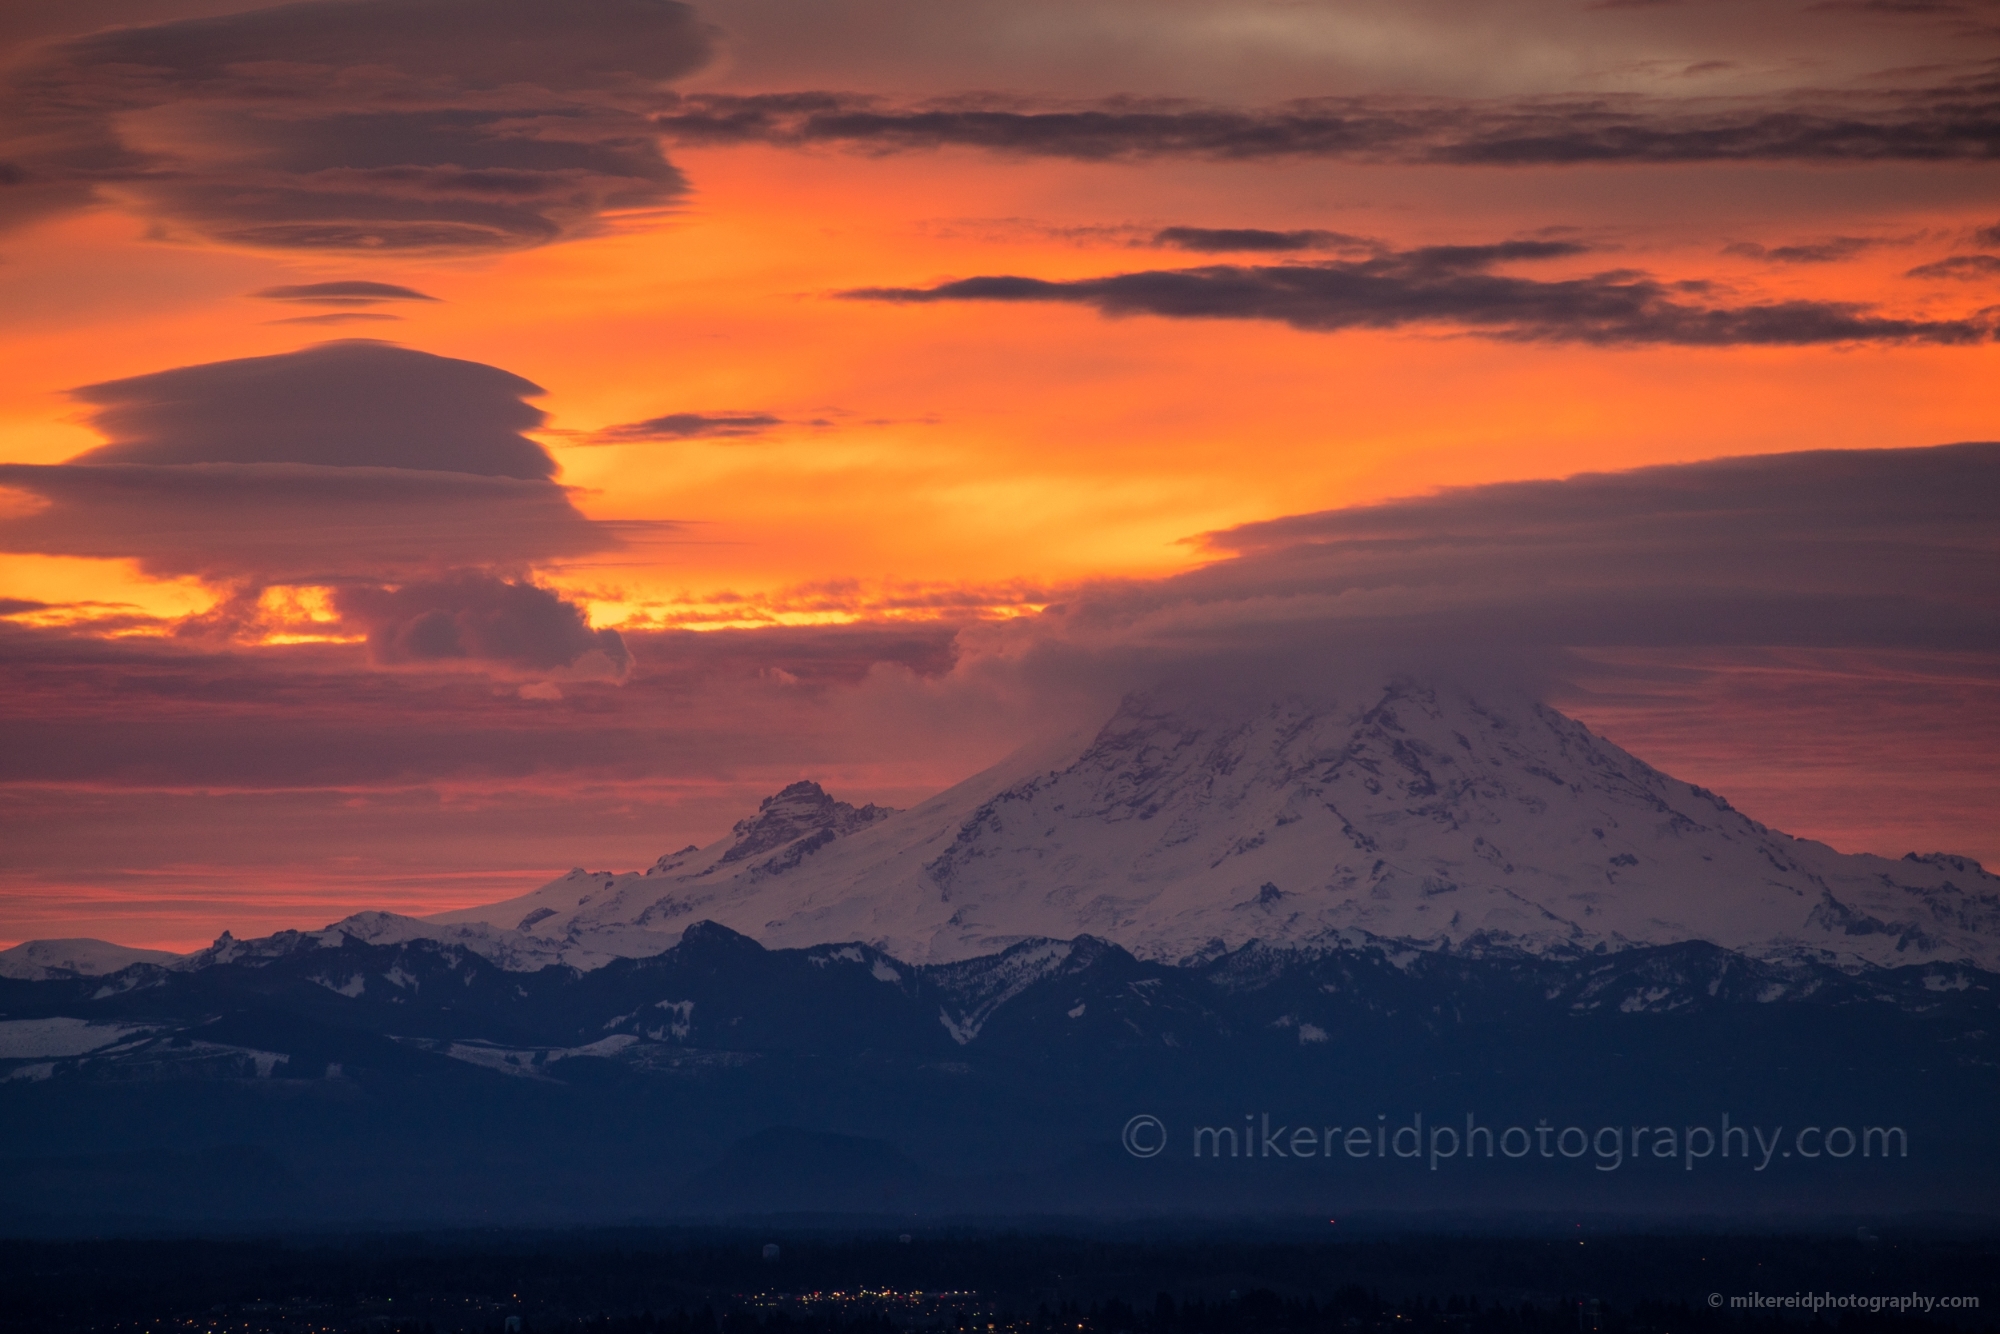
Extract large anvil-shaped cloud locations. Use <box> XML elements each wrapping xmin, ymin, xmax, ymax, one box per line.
<box><xmin>2</xmin><ymin>0</ymin><xmax>715</xmax><ymax>250</ymax></box>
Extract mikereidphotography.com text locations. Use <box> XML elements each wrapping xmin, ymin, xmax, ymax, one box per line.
<box><xmin>1122</xmin><ymin>1114</ymin><xmax>1909</xmax><ymax>1171</ymax></box>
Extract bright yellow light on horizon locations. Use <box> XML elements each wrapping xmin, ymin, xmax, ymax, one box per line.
<box><xmin>0</xmin><ymin>553</ymin><xmax>216</xmax><ymax>630</ymax></box>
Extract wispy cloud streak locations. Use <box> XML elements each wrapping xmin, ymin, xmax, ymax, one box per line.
<box><xmin>659</xmin><ymin>86</ymin><xmax>2000</xmax><ymax>165</ymax></box>
<box><xmin>583</xmin><ymin>412</ymin><xmax>794</xmax><ymax>443</ymax></box>
<box><xmin>844</xmin><ymin>240</ymin><xmax>1996</xmax><ymax>345</ymax></box>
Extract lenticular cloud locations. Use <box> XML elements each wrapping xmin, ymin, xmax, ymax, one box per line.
<box><xmin>0</xmin><ymin>341</ymin><xmax>634</xmax><ymax>676</ymax></box>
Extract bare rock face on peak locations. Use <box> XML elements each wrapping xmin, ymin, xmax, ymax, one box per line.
<box><xmin>421</xmin><ymin>679</ymin><xmax>2000</xmax><ymax>973</ymax></box>
<box><xmin>708</xmin><ymin>780</ymin><xmax>897</xmax><ymax>873</ymax></box>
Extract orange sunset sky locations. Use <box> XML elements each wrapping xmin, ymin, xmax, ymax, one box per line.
<box><xmin>2</xmin><ymin>0</ymin><xmax>1997</xmax><ymax>950</ymax></box>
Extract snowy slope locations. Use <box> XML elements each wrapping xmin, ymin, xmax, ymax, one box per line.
<box><xmin>432</xmin><ymin>681</ymin><xmax>2000</xmax><ymax>971</ymax></box>
<box><xmin>427</xmin><ymin>778</ymin><xmax>909</xmax><ymax>966</ymax></box>
<box><xmin>167</xmin><ymin>912</ymin><xmax>584</xmax><ymax>973</ymax></box>
<box><xmin>0</xmin><ymin>938</ymin><xmax>182</xmax><ymax>980</ymax></box>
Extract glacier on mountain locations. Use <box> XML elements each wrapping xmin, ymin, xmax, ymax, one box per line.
<box><xmin>423</xmin><ymin>679</ymin><xmax>2000</xmax><ymax>972</ymax></box>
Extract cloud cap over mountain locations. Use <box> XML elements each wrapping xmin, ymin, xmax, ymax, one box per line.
<box><xmin>1176</xmin><ymin>441</ymin><xmax>1999</xmax><ymax>646</ymax></box>
<box><xmin>957</xmin><ymin>442</ymin><xmax>2000</xmax><ymax>720</ymax></box>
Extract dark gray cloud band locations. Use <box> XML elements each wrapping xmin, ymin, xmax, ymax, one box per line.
<box><xmin>0</xmin><ymin>615</ymin><xmax>965</xmax><ymax>796</ymax></box>
<box><xmin>1153</xmin><ymin>226</ymin><xmax>1365</xmax><ymax>253</ymax></box>
<box><xmin>585</xmin><ymin>411</ymin><xmax>791</xmax><ymax>443</ymax></box>
<box><xmin>3</xmin><ymin>0</ymin><xmax>715</xmax><ymax>251</ymax></box>
<box><xmin>843</xmin><ymin>240</ymin><xmax>1996</xmax><ymax>346</ymax></box>
<box><xmin>657</xmin><ymin>87</ymin><xmax>2000</xmax><ymax>165</ymax></box>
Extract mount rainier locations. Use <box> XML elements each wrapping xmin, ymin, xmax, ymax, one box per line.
<box><xmin>3</xmin><ymin>678</ymin><xmax>1996</xmax><ymax>1222</ymax></box>
<box><xmin>417</xmin><ymin>679</ymin><xmax>1999</xmax><ymax>972</ymax></box>
<box><xmin>10</xmin><ymin>678</ymin><xmax>1992</xmax><ymax>980</ymax></box>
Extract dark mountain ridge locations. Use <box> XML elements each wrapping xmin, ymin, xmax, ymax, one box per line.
<box><xmin>1</xmin><ymin>923</ymin><xmax>1992</xmax><ymax>1225</ymax></box>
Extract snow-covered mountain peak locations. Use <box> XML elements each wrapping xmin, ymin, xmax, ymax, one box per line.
<box><xmin>422</xmin><ymin>776</ymin><xmax>909</xmax><ymax>966</ymax></box>
<box><xmin>891</xmin><ymin>677</ymin><xmax>1999</xmax><ymax>967</ymax></box>
<box><xmin>19</xmin><ymin>680</ymin><xmax>1994</xmax><ymax>984</ymax></box>
<box><xmin>416</xmin><ymin>677</ymin><xmax>2000</xmax><ymax>972</ymax></box>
